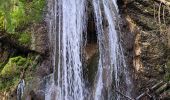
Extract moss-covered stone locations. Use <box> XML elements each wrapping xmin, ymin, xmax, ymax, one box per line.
<box><xmin>0</xmin><ymin>56</ymin><xmax>26</xmax><ymax>78</ymax></box>
<box><xmin>0</xmin><ymin>53</ymin><xmax>40</xmax><ymax>92</ymax></box>
<box><xmin>18</xmin><ymin>32</ymin><xmax>31</xmax><ymax>45</ymax></box>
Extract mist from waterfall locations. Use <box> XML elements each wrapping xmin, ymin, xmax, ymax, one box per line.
<box><xmin>45</xmin><ymin>0</ymin><xmax>133</xmax><ymax>100</ymax></box>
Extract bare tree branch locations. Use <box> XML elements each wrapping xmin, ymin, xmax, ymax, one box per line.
<box><xmin>154</xmin><ymin>0</ymin><xmax>170</xmax><ymax>6</ymax></box>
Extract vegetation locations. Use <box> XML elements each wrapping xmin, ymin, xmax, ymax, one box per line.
<box><xmin>0</xmin><ymin>0</ymin><xmax>45</xmax><ymax>46</ymax></box>
<box><xmin>0</xmin><ymin>56</ymin><xmax>26</xmax><ymax>91</ymax></box>
<box><xmin>0</xmin><ymin>0</ymin><xmax>45</xmax><ymax>33</ymax></box>
<box><xmin>18</xmin><ymin>32</ymin><xmax>31</xmax><ymax>45</ymax></box>
<box><xmin>0</xmin><ymin>54</ymin><xmax>40</xmax><ymax>92</ymax></box>
<box><xmin>0</xmin><ymin>0</ymin><xmax>45</xmax><ymax>94</ymax></box>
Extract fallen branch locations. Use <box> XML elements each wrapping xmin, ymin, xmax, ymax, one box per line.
<box><xmin>156</xmin><ymin>83</ymin><xmax>168</xmax><ymax>94</ymax></box>
<box><xmin>135</xmin><ymin>80</ymin><xmax>170</xmax><ymax>100</ymax></box>
<box><xmin>135</xmin><ymin>92</ymin><xmax>146</xmax><ymax>100</ymax></box>
<box><xmin>115</xmin><ymin>90</ymin><xmax>134</xmax><ymax>100</ymax></box>
<box><xmin>151</xmin><ymin>81</ymin><xmax>164</xmax><ymax>90</ymax></box>
<box><xmin>135</xmin><ymin>81</ymin><xmax>164</xmax><ymax>100</ymax></box>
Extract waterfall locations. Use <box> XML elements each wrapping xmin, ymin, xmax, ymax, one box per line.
<box><xmin>17</xmin><ymin>79</ymin><xmax>25</xmax><ymax>100</ymax></box>
<box><xmin>93</xmin><ymin>0</ymin><xmax>132</xmax><ymax>100</ymax></box>
<box><xmin>45</xmin><ymin>0</ymin><xmax>133</xmax><ymax>100</ymax></box>
<box><xmin>46</xmin><ymin>0</ymin><xmax>86</xmax><ymax>100</ymax></box>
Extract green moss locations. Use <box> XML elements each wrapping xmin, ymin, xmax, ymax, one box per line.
<box><xmin>0</xmin><ymin>56</ymin><xmax>27</xmax><ymax>91</ymax></box>
<box><xmin>18</xmin><ymin>32</ymin><xmax>31</xmax><ymax>45</ymax></box>
<box><xmin>0</xmin><ymin>53</ymin><xmax>41</xmax><ymax>92</ymax></box>
<box><xmin>0</xmin><ymin>56</ymin><xmax>27</xmax><ymax>78</ymax></box>
<box><xmin>0</xmin><ymin>76</ymin><xmax>19</xmax><ymax>91</ymax></box>
<box><xmin>0</xmin><ymin>0</ymin><xmax>45</xmax><ymax>46</ymax></box>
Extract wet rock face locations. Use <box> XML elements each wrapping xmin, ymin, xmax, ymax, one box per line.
<box><xmin>30</xmin><ymin>22</ymin><xmax>49</xmax><ymax>54</ymax></box>
<box><xmin>140</xmin><ymin>31</ymin><xmax>167</xmax><ymax>77</ymax></box>
<box><xmin>120</xmin><ymin>0</ymin><xmax>170</xmax><ymax>96</ymax></box>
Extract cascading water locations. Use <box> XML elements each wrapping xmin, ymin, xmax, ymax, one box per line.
<box><xmin>92</xmin><ymin>0</ymin><xmax>132</xmax><ymax>100</ymax></box>
<box><xmin>46</xmin><ymin>0</ymin><xmax>133</xmax><ymax>100</ymax></box>
<box><xmin>46</xmin><ymin>0</ymin><xmax>86</xmax><ymax>100</ymax></box>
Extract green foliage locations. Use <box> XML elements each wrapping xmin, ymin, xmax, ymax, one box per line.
<box><xmin>23</xmin><ymin>0</ymin><xmax>46</xmax><ymax>22</ymax></box>
<box><xmin>0</xmin><ymin>54</ymin><xmax>40</xmax><ymax>92</ymax></box>
<box><xmin>0</xmin><ymin>0</ymin><xmax>45</xmax><ymax>46</ymax></box>
<box><xmin>0</xmin><ymin>0</ymin><xmax>45</xmax><ymax>33</ymax></box>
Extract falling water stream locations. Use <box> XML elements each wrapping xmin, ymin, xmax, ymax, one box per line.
<box><xmin>45</xmin><ymin>0</ymin><xmax>133</xmax><ymax>100</ymax></box>
<box><xmin>93</xmin><ymin>0</ymin><xmax>132</xmax><ymax>99</ymax></box>
<box><xmin>46</xmin><ymin>0</ymin><xmax>86</xmax><ymax>100</ymax></box>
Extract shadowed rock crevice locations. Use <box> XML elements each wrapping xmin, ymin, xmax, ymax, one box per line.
<box><xmin>83</xmin><ymin>1</ymin><xmax>98</xmax><ymax>86</ymax></box>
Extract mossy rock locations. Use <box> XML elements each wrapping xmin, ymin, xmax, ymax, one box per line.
<box><xmin>0</xmin><ymin>56</ymin><xmax>27</xmax><ymax>78</ymax></box>
<box><xmin>18</xmin><ymin>32</ymin><xmax>31</xmax><ymax>45</ymax></box>
<box><xmin>0</xmin><ymin>54</ymin><xmax>40</xmax><ymax>92</ymax></box>
<box><xmin>0</xmin><ymin>77</ymin><xmax>19</xmax><ymax>91</ymax></box>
